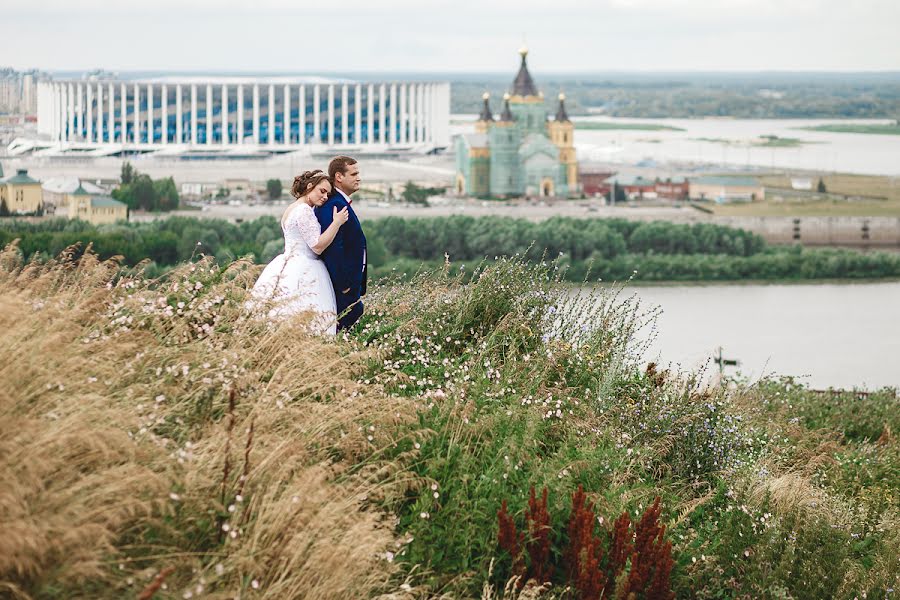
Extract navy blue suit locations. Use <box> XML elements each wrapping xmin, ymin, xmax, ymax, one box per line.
<box><xmin>314</xmin><ymin>192</ymin><xmax>367</xmax><ymax>331</ymax></box>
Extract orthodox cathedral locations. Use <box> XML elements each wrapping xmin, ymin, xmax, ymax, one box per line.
<box><xmin>455</xmin><ymin>48</ymin><xmax>578</xmax><ymax>198</ymax></box>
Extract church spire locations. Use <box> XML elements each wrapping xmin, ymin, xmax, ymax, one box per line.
<box><xmin>478</xmin><ymin>92</ymin><xmax>494</xmax><ymax>122</ymax></box>
<box><xmin>511</xmin><ymin>46</ymin><xmax>539</xmax><ymax>97</ymax></box>
<box><xmin>555</xmin><ymin>92</ymin><xmax>570</xmax><ymax>122</ymax></box>
<box><xmin>499</xmin><ymin>93</ymin><xmax>514</xmax><ymax>122</ymax></box>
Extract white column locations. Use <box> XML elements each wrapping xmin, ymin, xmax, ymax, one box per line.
<box><xmin>95</xmin><ymin>83</ymin><xmax>103</xmax><ymax>143</ymax></box>
<box><xmin>190</xmin><ymin>84</ymin><xmax>198</xmax><ymax>145</ymax></box>
<box><xmin>252</xmin><ymin>84</ymin><xmax>260</xmax><ymax>144</ymax></box>
<box><xmin>389</xmin><ymin>83</ymin><xmax>397</xmax><ymax>145</ymax></box>
<box><xmin>299</xmin><ymin>85</ymin><xmax>306</xmax><ymax>144</ymax></box>
<box><xmin>147</xmin><ymin>84</ymin><xmax>154</xmax><ymax>144</ymax></box>
<box><xmin>86</xmin><ymin>84</ymin><xmax>93</xmax><ymax>142</ymax></box>
<box><xmin>410</xmin><ymin>84</ymin><xmax>417</xmax><ymax>143</ymax></box>
<box><xmin>75</xmin><ymin>83</ymin><xmax>84</xmax><ymax>141</ymax></box>
<box><xmin>425</xmin><ymin>84</ymin><xmax>432</xmax><ymax>143</ymax></box>
<box><xmin>283</xmin><ymin>84</ymin><xmax>290</xmax><ymax>145</ymax></box>
<box><xmin>120</xmin><ymin>83</ymin><xmax>127</xmax><ymax>144</ymax></box>
<box><xmin>366</xmin><ymin>84</ymin><xmax>374</xmax><ymax>145</ymax></box>
<box><xmin>237</xmin><ymin>84</ymin><xmax>244</xmax><ymax>144</ymax></box>
<box><xmin>161</xmin><ymin>84</ymin><xmax>168</xmax><ymax>145</ymax></box>
<box><xmin>341</xmin><ymin>84</ymin><xmax>348</xmax><ymax>145</ymax></box>
<box><xmin>417</xmin><ymin>84</ymin><xmax>425</xmax><ymax>143</ymax></box>
<box><xmin>327</xmin><ymin>84</ymin><xmax>335</xmax><ymax>145</ymax></box>
<box><xmin>313</xmin><ymin>84</ymin><xmax>320</xmax><ymax>143</ymax></box>
<box><xmin>267</xmin><ymin>84</ymin><xmax>275</xmax><ymax>146</ymax></box>
<box><xmin>354</xmin><ymin>84</ymin><xmax>362</xmax><ymax>145</ymax></box>
<box><xmin>399</xmin><ymin>83</ymin><xmax>407</xmax><ymax>143</ymax></box>
<box><xmin>133</xmin><ymin>83</ymin><xmax>141</xmax><ymax>144</ymax></box>
<box><xmin>221</xmin><ymin>84</ymin><xmax>228</xmax><ymax>145</ymax></box>
<box><xmin>205</xmin><ymin>84</ymin><xmax>213</xmax><ymax>145</ymax></box>
<box><xmin>66</xmin><ymin>83</ymin><xmax>73</xmax><ymax>142</ymax></box>
<box><xmin>378</xmin><ymin>83</ymin><xmax>387</xmax><ymax>144</ymax></box>
<box><xmin>175</xmin><ymin>84</ymin><xmax>183</xmax><ymax>144</ymax></box>
<box><xmin>107</xmin><ymin>83</ymin><xmax>114</xmax><ymax>143</ymax></box>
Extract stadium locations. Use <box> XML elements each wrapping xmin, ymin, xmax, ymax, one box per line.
<box><xmin>22</xmin><ymin>77</ymin><xmax>450</xmax><ymax>157</ymax></box>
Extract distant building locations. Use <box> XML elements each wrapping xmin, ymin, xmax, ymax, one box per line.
<box><xmin>455</xmin><ymin>48</ymin><xmax>579</xmax><ymax>198</ymax></box>
<box><xmin>42</xmin><ymin>177</ymin><xmax>108</xmax><ymax>208</ymax></box>
<box><xmin>791</xmin><ymin>178</ymin><xmax>813</xmax><ymax>191</ymax></box>
<box><xmin>603</xmin><ymin>175</ymin><xmax>657</xmax><ymax>199</ymax></box>
<box><xmin>30</xmin><ymin>76</ymin><xmax>449</xmax><ymax>156</ymax></box>
<box><xmin>1</xmin><ymin>167</ymin><xmax>43</xmax><ymax>215</ymax></box>
<box><xmin>579</xmin><ymin>169</ymin><xmax>616</xmax><ymax>197</ymax></box>
<box><xmin>67</xmin><ymin>182</ymin><xmax>128</xmax><ymax>224</ymax></box>
<box><xmin>690</xmin><ymin>176</ymin><xmax>764</xmax><ymax>203</ymax></box>
<box><xmin>654</xmin><ymin>177</ymin><xmax>690</xmax><ymax>200</ymax></box>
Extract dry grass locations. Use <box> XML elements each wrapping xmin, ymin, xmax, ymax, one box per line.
<box><xmin>0</xmin><ymin>243</ymin><xmax>422</xmax><ymax>599</ymax></box>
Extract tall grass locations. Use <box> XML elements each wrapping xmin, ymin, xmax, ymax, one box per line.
<box><xmin>1</xmin><ymin>242</ymin><xmax>898</xmax><ymax>598</ymax></box>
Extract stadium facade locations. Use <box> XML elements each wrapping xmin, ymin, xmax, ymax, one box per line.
<box><xmin>28</xmin><ymin>77</ymin><xmax>450</xmax><ymax>156</ymax></box>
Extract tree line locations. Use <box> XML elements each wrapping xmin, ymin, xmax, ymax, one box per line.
<box><xmin>2</xmin><ymin>215</ymin><xmax>899</xmax><ymax>282</ymax></box>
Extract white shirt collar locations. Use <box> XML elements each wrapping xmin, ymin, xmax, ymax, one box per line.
<box><xmin>335</xmin><ymin>188</ymin><xmax>352</xmax><ymax>204</ymax></box>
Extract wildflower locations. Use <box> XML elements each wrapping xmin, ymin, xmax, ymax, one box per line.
<box><xmin>251</xmin><ymin>579</ymin><xmax>260</xmax><ymax>589</ymax></box>
<box><xmin>169</xmin><ymin>492</ymin><xmax>181</xmax><ymax>501</ymax></box>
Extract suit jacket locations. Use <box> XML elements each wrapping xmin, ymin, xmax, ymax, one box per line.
<box><xmin>314</xmin><ymin>191</ymin><xmax>367</xmax><ymax>298</ymax></box>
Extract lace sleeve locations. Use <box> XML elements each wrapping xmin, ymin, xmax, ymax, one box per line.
<box><xmin>296</xmin><ymin>205</ymin><xmax>322</xmax><ymax>249</ymax></box>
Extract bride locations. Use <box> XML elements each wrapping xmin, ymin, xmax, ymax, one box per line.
<box><xmin>249</xmin><ymin>170</ymin><xmax>348</xmax><ymax>335</ymax></box>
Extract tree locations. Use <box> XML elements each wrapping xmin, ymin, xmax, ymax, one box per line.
<box><xmin>0</xmin><ymin>198</ymin><xmax>9</xmax><ymax>217</ymax></box>
<box><xmin>817</xmin><ymin>178</ymin><xmax>827</xmax><ymax>193</ymax></box>
<box><xmin>401</xmin><ymin>181</ymin><xmax>429</xmax><ymax>205</ymax></box>
<box><xmin>120</xmin><ymin>161</ymin><xmax>136</xmax><ymax>185</ymax></box>
<box><xmin>613</xmin><ymin>182</ymin><xmax>627</xmax><ymax>204</ymax></box>
<box><xmin>266</xmin><ymin>179</ymin><xmax>283</xmax><ymax>200</ymax></box>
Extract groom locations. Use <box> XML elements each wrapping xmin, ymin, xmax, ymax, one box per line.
<box><xmin>315</xmin><ymin>155</ymin><xmax>368</xmax><ymax>331</ymax></box>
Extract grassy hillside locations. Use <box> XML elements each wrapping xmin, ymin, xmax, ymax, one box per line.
<box><xmin>1</xmin><ymin>243</ymin><xmax>898</xmax><ymax>599</ymax></box>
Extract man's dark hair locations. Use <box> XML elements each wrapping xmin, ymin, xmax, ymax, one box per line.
<box><xmin>328</xmin><ymin>155</ymin><xmax>358</xmax><ymax>180</ymax></box>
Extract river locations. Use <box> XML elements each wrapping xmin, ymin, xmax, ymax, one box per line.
<box><xmin>600</xmin><ymin>281</ymin><xmax>900</xmax><ymax>390</ymax></box>
<box><xmin>452</xmin><ymin>116</ymin><xmax>900</xmax><ymax>176</ymax></box>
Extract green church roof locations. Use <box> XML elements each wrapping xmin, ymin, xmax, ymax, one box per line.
<box><xmin>4</xmin><ymin>169</ymin><xmax>40</xmax><ymax>185</ymax></box>
<box><xmin>89</xmin><ymin>196</ymin><xmax>127</xmax><ymax>208</ymax></box>
<box><xmin>693</xmin><ymin>176</ymin><xmax>760</xmax><ymax>187</ymax></box>
<box><xmin>72</xmin><ymin>182</ymin><xmax>91</xmax><ymax>196</ymax></box>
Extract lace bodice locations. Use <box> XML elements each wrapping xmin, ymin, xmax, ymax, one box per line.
<box><xmin>281</xmin><ymin>203</ymin><xmax>321</xmax><ymax>259</ymax></box>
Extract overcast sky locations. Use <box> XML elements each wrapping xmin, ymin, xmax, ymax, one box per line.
<box><xmin>3</xmin><ymin>0</ymin><xmax>899</xmax><ymax>73</ymax></box>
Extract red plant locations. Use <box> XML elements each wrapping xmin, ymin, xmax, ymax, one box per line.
<box><xmin>526</xmin><ymin>486</ymin><xmax>554</xmax><ymax>585</ymax></box>
<box><xmin>606</xmin><ymin>510</ymin><xmax>633</xmax><ymax>596</ymax></box>
<box><xmin>497</xmin><ymin>490</ymin><xmax>674</xmax><ymax>600</ymax></box>
<box><xmin>620</xmin><ymin>497</ymin><xmax>674</xmax><ymax>600</ymax></box>
<box><xmin>565</xmin><ymin>485</ymin><xmax>605</xmax><ymax>600</ymax></box>
<box><xmin>498</xmin><ymin>499</ymin><xmax>525</xmax><ymax>581</ymax></box>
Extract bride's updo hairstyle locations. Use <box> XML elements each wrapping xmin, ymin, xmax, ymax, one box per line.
<box><xmin>290</xmin><ymin>170</ymin><xmax>331</xmax><ymax>199</ymax></box>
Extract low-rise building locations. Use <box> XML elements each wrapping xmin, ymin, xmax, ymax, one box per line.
<box><xmin>690</xmin><ymin>176</ymin><xmax>765</xmax><ymax>203</ymax></box>
<box><xmin>1</xmin><ymin>166</ymin><xmax>43</xmax><ymax>215</ymax></box>
<box><xmin>603</xmin><ymin>175</ymin><xmax>658</xmax><ymax>199</ymax></box>
<box><xmin>654</xmin><ymin>177</ymin><xmax>689</xmax><ymax>200</ymax></box>
<box><xmin>68</xmin><ymin>183</ymin><xmax>128</xmax><ymax>224</ymax></box>
<box><xmin>42</xmin><ymin>177</ymin><xmax>108</xmax><ymax>208</ymax></box>
<box><xmin>579</xmin><ymin>168</ymin><xmax>616</xmax><ymax>197</ymax></box>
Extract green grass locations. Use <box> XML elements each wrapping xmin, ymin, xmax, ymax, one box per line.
<box><xmin>354</xmin><ymin>258</ymin><xmax>900</xmax><ymax>597</ymax></box>
<box><xmin>5</xmin><ymin>245</ymin><xmax>900</xmax><ymax>598</ymax></box>
<box><xmin>574</xmin><ymin>121</ymin><xmax>685</xmax><ymax>132</ymax></box>
<box><xmin>797</xmin><ymin>123</ymin><xmax>900</xmax><ymax>135</ymax></box>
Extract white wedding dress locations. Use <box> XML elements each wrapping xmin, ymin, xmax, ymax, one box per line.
<box><xmin>249</xmin><ymin>203</ymin><xmax>337</xmax><ymax>335</ymax></box>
